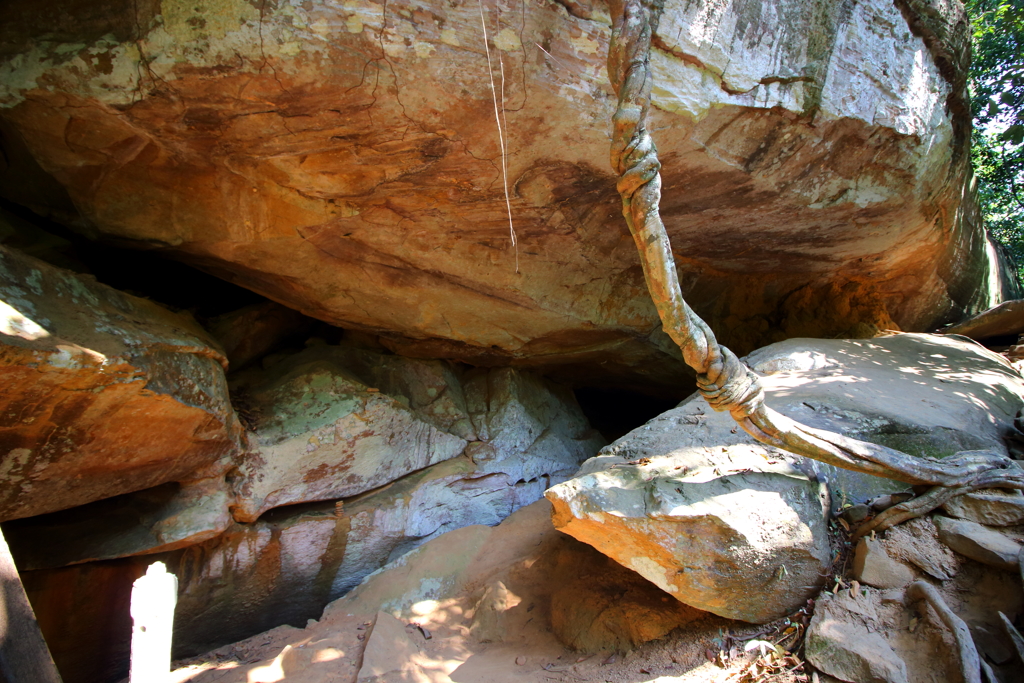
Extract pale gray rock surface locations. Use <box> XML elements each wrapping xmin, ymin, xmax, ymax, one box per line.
<box><xmin>741</xmin><ymin>333</ymin><xmax>1024</xmax><ymax>506</ymax></box>
<box><xmin>229</xmin><ymin>346</ymin><xmax>470</xmax><ymax>523</ymax></box>
<box><xmin>934</xmin><ymin>516</ymin><xmax>1023</xmax><ymax>571</ymax></box>
<box><xmin>547</xmin><ymin>333</ymin><xmax>1024</xmax><ymax>622</ymax></box>
<box><xmin>229</xmin><ymin>346</ymin><xmax>603</xmax><ymax>522</ymax></box>
<box><xmin>806</xmin><ymin>592</ymin><xmax>909</xmax><ymax>683</ymax></box>
<box><xmin>942</xmin><ymin>489</ymin><xmax>1024</xmax><ymax>527</ymax></box>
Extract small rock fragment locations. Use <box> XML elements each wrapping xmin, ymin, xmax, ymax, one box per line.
<box><xmin>471</xmin><ymin>580</ymin><xmax>515</xmax><ymax>644</ymax></box>
<box><xmin>841</xmin><ymin>504</ymin><xmax>871</xmax><ymax>524</ymax></box>
<box><xmin>870</xmin><ymin>492</ymin><xmax>914</xmax><ymax>512</ymax></box>
<box><xmin>356</xmin><ymin>612</ymin><xmax>420</xmax><ymax>681</ymax></box>
<box><xmin>934</xmin><ymin>516</ymin><xmax>1022</xmax><ymax>571</ymax></box>
<box><xmin>853</xmin><ymin>538</ymin><xmax>914</xmax><ymax>589</ymax></box>
<box><xmin>515</xmin><ymin>655</ymin><xmax>527</xmax><ymax>666</ymax></box>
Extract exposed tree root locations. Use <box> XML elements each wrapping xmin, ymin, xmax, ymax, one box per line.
<box><xmin>851</xmin><ymin>485</ymin><xmax>972</xmax><ymax>541</ymax></box>
<box><xmin>607</xmin><ymin>0</ymin><xmax>1024</xmax><ymax>532</ymax></box>
<box><xmin>906</xmin><ymin>581</ymin><xmax>981</xmax><ymax>683</ymax></box>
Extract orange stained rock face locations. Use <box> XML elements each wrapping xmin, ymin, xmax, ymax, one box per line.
<box><xmin>0</xmin><ymin>245</ymin><xmax>241</xmax><ymax>521</ymax></box>
<box><xmin>0</xmin><ymin>0</ymin><xmax>1015</xmax><ymax>393</ymax></box>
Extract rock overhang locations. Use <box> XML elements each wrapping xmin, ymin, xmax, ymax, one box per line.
<box><xmin>0</xmin><ymin>0</ymin><xmax>1012</xmax><ymax>389</ymax></box>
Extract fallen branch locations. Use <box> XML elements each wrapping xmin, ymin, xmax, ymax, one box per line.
<box><xmin>606</xmin><ymin>0</ymin><xmax>1024</xmax><ymax>530</ymax></box>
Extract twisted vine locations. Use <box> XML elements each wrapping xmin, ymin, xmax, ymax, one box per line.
<box><xmin>608</xmin><ymin>0</ymin><xmax>1024</xmax><ymax>536</ymax></box>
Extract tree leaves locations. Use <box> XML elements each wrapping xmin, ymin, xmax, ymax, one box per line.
<box><xmin>967</xmin><ymin>0</ymin><xmax>1024</xmax><ymax>277</ymax></box>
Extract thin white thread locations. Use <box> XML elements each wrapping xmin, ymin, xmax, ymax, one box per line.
<box><xmin>478</xmin><ymin>0</ymin><xmax>518</xmax><ymax>273</ymax></box>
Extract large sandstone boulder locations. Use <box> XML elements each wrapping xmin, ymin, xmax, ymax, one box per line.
<box><xmin>547</xmin><ymin>444</ymin><xmax>831</xmax><ymax>623</ymax></box>
<box><xmin>228</xmin><ymin>346</ymin><xmax>470</xmax><ymax>522</ymax></box>
<box><xmin>0</xmin><ymin>244</ymin><xmax>241</xmax><ymax>521</ymax></box>
<box><xmin>547</xmin><ymin>332</ymin><xmax>1024</xmax><ymax>622</ymax></box>
<box><xmin>0</xmin><ymin>0</ymin><xmax>1015</xmax><ymax>390</ymax></box>
<box><xmin>228</xmin><ymin>344</ymin><xmax>603</xmax><ymax>521</ymax></box>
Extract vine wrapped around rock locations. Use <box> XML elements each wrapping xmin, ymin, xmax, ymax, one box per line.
<box><xmin>607</xmin><ymin>0</ymin><xmax>1024</xmax><ymax>536</ymax></box>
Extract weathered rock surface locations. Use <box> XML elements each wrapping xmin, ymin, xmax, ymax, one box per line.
<box><xmin>853</xmin><ymin>538</ymin><xmax>915</xmax><ymax>590</ymax></box>
<box><xmin>6</xmin><ymin>340</ymin><xmax>600</xmax><ymax>570</ymax></box>
<box><xmin>229</xmin><ymin>346</ymin><xmax>470</xmax><ymax>522</ymax></box>
<box><xmin>0</xmin><ymin>244</ymin><xmax>241</xmax><ymax>521</ymax></box>
<box><xmin>879</xmin><ymin>516</ymin><xmax>956</xmax><ymax>582</ymax></box>
<box><xmin>166</xmin><ymin>449</ymin><xmax>591</xmax><ymax>656</ymax></box>
<box><xmin>934</xmin><ymin>516</ymin><xmax>1023</xmax><ymax>571</ymax></box>
<box><xmin>0</xmin><ymin>0</ymin><xmax>1015</xmax><ymax>390</ymax></box>
<box><xmin>3</xmin><ymin>477</ymin><xmax>233</xmax><ymax>569</ymax></box>
<box><xmin>547</xmin><ymin>454</ymin><xmax>830</xmax><ymax>623</ymax></box>
<box><xmin>462</xmin><ymin>366</ymin><xmax>604</xmax><ymax>483</ymax></box>
<box><xmin>942</xmin><ymin>489</ymin><xmax>1024</xmax><ymax>527</ymax></box>
<box><xmin>739</xmin><ymin>333</ymin><xmax>1024</xmax><ymax>504</ymax></box>
<box><xmin>546</xmin><ymin>332</ymin><xmax>1024</xmax><ymax>623</ymax></box>
<box><xmin>805</xmin><ymin>591</ymin><xmax>909</xmax><ymax>683</ymax></box>
<box><xmin>20</xmin><ymin>392</ymin><xmax>601</xmax><ymax>664</ymax></box>
<box><xmin>229</xmin><ymin>344</ymin><xmax>603</xmax><ymax>522</ymax></box>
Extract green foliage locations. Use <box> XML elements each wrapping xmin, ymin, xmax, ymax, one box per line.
<box><xmin>967</xmin><ymin>0</ymin><xmax>1024</xmax><ymax>272</ymax></box>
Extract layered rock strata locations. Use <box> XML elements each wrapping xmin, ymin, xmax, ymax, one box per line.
<box><xmin>0</xmin><ymin>0</ymin><xmax>1015</xmax><ymax>390</ymax></box>
<box><xmin>0</xmin><ymin>244</ymin><xmax>241</xmax><ymax>521</ymax></box>
<box><xmin>13</xmin><ymin>338</ymin><xmax>605</xmax><ymax>676</ymax></box>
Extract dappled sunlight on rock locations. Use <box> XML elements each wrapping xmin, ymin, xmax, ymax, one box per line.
<box><xmin>548</xmin><ymin>332</ymin><xmax>1024</xmax><ymax>627</ymax></box>
<box><xmin>0</xmin><ymin>298</ymin><xmax>49</xmax><ymax>340</ymax></box>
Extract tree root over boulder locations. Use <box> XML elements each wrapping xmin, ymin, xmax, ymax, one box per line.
<box><xmin>607</xmin><ymin>0</ymin><xmax>1024</xmax><ymax>533</ymax></box>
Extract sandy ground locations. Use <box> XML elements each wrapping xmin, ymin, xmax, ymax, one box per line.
<box><xmin>166</xmin><ymin>502</ymin><xmax>813</xmax><ymax>683</ymax></box>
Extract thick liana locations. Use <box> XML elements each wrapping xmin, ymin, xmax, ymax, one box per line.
<box><xmin>606</xmin><ymin>0</ymin><xmax>1024</xmax><ymax>534</ymax></box>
